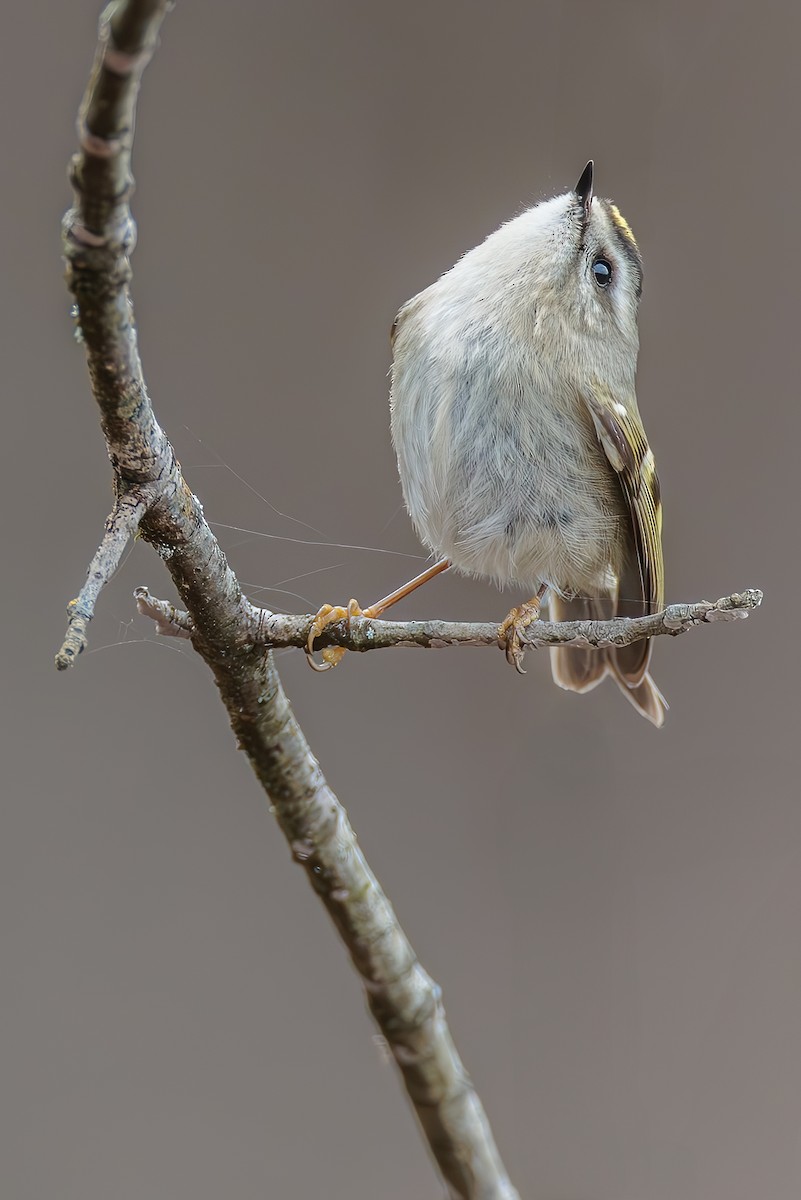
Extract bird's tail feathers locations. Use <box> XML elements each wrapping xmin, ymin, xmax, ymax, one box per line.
<box><xmin>548</xmin><ymin>591</ymin><xmax>667</xmax><ymax>728</ymax></box>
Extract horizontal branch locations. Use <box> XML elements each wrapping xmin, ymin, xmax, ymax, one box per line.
<box><xmin>56</xmin><ymin>493</ymin><xmax>149</xmax><ymax>668</ymax></box>
<box><xmin>134</xmin><ymin>586</ymin><xmax>763</xmax><ymax>655</ymax></box>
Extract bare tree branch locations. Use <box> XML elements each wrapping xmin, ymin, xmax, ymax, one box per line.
<box><xmin>135</xmin><ymin>584</ymin><xmax>763</xmax><ymax>655</ymax></box>
<box><xmin>55</xmin><ymin>493</ymin><xmax>149</xmax><ymax>669</ymax></box>
<box><xmin>134</xmin><ymin>585</ymin><xmax>194</xmax><ymax>637</ymax></box>
<box><xmin>58</xmin><ymin>4</ymin><xmax>522</xmax><ymax>1196</ymax></box>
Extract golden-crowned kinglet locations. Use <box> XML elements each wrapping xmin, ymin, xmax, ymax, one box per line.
<box><xmin>307</xmin><ymin>162</ymin><xmax>666</xmax><ymax>726</ymax></box>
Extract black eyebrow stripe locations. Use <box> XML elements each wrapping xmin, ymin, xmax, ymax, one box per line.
<box><xmin>600</xmin><ymin>200</ymin><xmax>644</xmax><ymax>298</ymax></box>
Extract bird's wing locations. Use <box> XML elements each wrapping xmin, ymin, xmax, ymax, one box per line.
<box><xmin>584</xmin><ymin>379</ymin><xmax>664</xmax><ymax>620</ymax></box>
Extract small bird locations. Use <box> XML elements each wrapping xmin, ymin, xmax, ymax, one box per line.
<box><xmin>307</xmin><ymin>162</ymin><xmax>667</xmax><ymax>726</ymax></box>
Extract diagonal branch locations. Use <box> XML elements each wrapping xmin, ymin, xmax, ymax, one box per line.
<box><xmin>134</xmin><ymin>584</ymin><xmax>763</xmax><ymax>654</ymax></box>
<box><xmin>55</xmin><ymin>492</ymin><xmax>149</xmax><ymax>669</ymax></box>
<box><xmin>58</xmin><ymin>5</ymin><xmax>521</xmax><ymax>1197</ymax></box>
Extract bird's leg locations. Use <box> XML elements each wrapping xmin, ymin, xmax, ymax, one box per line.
<box><xmin>305</xmin><ymin>558</ymin><xmax>451</xmax><ymax>671</ymax></box>
<box><xmin>498</xmin><ymin>583</ymin><xmax>549</xmax><ymax>675</ymax></box>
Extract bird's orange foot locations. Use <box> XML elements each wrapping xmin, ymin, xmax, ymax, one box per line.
<box><xmin>498</xmin><ymin>597</ymin><xmax>543</xmax><ymax>675</ymax></box>
<box><xmin>306</xmin><ymin>598</ymin><xmax>369</xmax><ymax>672</ymax></box>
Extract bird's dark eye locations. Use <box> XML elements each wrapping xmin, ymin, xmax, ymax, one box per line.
<box><xmin>592</xmin><ymin>258</ymin><xmax>612</xmax><ymax>287</ymax></box>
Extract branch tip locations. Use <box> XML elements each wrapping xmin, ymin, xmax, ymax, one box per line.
<box><xmin>134</xmin><ymin>586</ymin><xmax>194</xmax><ymax>638</ymax></box>
<box><xmin>55</xmin><ymin>496</ymin><xmax>147</xmax><ymax>669</ymax></box>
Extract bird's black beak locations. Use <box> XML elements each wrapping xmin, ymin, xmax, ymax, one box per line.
<box><xmin>575</xmin><ymin>160</ymin><xmax>594</xmax><ymax>217</ymax></box>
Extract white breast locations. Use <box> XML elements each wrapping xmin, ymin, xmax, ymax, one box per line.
<box><xmin>390</xmin><ymin>285</ymin><xmax>623</xmax><ymax>597</ymax></box>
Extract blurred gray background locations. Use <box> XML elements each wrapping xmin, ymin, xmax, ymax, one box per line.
<box><xmin>2</xmin><ymin>2</ymin><xmax>799</xmax><ymax>1197</ymax></box>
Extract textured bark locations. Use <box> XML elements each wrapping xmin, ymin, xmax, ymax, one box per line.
<box><xmin>135</xmin><ymin>585</ymin><xmax>763</xmax><ymax>656</ymax></box>
<box><xmin>57</xmin><ymin>4</ymin><xmax>521</xmax><ymax>1197</ymax></box>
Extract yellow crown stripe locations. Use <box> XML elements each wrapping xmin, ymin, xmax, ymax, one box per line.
<box><xmin>608</xmin><ymin>204</ymin><xmax>638</xmax><ymax>249</ymax></box>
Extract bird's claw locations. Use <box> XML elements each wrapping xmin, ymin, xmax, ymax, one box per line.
<box><xmin>305</xmin><ymin>599</ymin><xmax>364</xmax><ymax>672</ymax></box>
<box><xmin>498</xmin><ymin>599</ymin><xmax>542</xmax><ymax>675</ymax></box>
